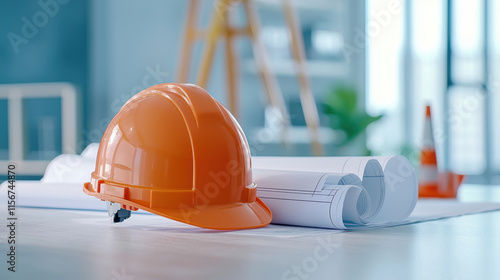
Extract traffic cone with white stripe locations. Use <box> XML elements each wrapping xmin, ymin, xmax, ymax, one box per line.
<box><xmin>418</xmin><ymin>105</ymin><xmax>465</xmax><ymax>198</ymax></box>
<box><xmin>418</xmin><ymin>105</ymin><xmax>440</xmax><ymax>196</ymax></box>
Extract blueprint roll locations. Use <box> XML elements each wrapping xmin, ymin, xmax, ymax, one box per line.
<box><xmin>252</xmin><ymin>156</ymin><xmax>418</xmax><ymax>228</ymax></box>
<box><xmin>42</xmin><ymin>154</ymin><xmax>97</xmax><ymax>183</ymax></box>
<box><xmin>254</xmin><ymin>169</ymin><xmax>367</xmax><ymax>229</ymax></box>
<box><xmin>368</xmin><ymin>156</ymin><xmax>418</xmax><ymax>223</ymax></box>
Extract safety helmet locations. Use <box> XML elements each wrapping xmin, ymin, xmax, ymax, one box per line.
<box><xmin>83</xmin><ymin>83</ymin><xmax>272</xmax><ymax>230</ymax></box>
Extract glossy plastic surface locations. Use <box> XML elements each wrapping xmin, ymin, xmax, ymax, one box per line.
<box><xmin>83</xmin><ymin>83</ymin><xmax>272</xmax><ymax>230</ymax></box>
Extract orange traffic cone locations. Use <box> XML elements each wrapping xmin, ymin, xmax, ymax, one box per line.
<box><xmin>418</xmin><ymin>105</ymin><xmax>465</xmax><ymax>198</ymax></box>
<box><xmin>418</xmin><ymin>105</ymin><xmax>440</xmax><ymax>195</ymax></box>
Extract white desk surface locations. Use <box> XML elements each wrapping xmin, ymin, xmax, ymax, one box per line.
<box><xmin>1</xmin><ymin>184</ymin><xmax>500</xmax><ymax>280</ymax></box>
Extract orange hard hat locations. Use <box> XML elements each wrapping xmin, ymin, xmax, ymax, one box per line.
<box><xmin>83</xmin><ymin>83</ymin><xmax>272</xmax><ymax>230</ymax></box>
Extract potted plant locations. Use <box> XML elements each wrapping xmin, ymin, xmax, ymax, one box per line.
<box><xmin>322</xmin><ymin>86</ymin><xmax>383</xmax><ymax>156</ymax></box>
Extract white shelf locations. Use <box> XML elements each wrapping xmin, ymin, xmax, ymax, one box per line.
<box><xmin>242</xmin><ymin>59</ymin><xmax>348</xmax><ymax>78</ymax></box>
<box><xmin>252</xmin><ymin>126</ymin><xmax>338</xmax><ymax>144</ymax></box>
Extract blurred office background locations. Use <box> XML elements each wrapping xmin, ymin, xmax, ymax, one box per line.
<box><xmin>0</xmin><ymin>0</ymin><xmax>499</xmax><ymax>184</ymax></box>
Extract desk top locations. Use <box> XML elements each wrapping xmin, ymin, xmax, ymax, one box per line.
<box><xmin>2</xmin><ymin>184</ymin><xmax>500</xmax><ymax>280</ymax></box>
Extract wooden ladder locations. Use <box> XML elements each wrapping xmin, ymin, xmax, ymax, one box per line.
<box><xmin>177</xmin><ymin>0</ymin><xmax>323</xmax><ymax>155</ymax></box>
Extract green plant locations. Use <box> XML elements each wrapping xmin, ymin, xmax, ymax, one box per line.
<box><xmin>322</xmin><ymin>86</ymin><xmax>382</xmax><ymax>155</ymax></box>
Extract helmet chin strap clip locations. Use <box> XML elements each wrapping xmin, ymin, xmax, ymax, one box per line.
<box><xmin>106</xmin><ymin>201</ymin><xmax>131</xmax><ymax>223</ymax></box>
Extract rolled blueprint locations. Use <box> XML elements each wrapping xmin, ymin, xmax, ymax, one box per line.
<box><xmin>252</xmin><ymin>156</ymin><xmax>418</xmax><ymax>228</ymax></box>
<box><xmin>254</xmin><ymin>169</ymin><xmax>364</xmax><ymax>229</ymax></box>
<box><xmin>42</xmin><ymin>154</ymin><xmax>97</xmax><ymax>183</ymax></box>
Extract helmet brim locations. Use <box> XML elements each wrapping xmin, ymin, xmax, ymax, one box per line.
<box><xmin>83</xmin><ymin>183</ymin><xmax>272</xmax><ymax>230</ymax></box>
